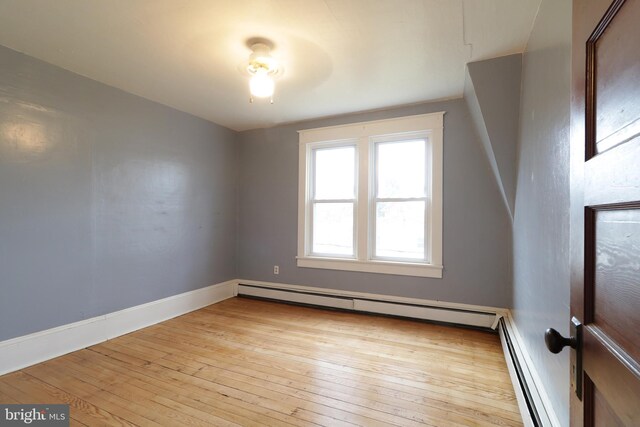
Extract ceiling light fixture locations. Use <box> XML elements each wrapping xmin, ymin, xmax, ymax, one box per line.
<box><xmin>245</xmin><ymin>40</ymin><xmax>281</xmax><ymax>104</ymax></box>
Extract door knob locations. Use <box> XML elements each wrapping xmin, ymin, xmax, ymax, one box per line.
<box><xmin>545</xmin><ymin>328</ymin><xmax>577</xmax><ymax>353</ymax></box>
<box><xmin>545</xmin><ymin>318</ymin><xmax>583</xmax><ymax>400</ymax></box>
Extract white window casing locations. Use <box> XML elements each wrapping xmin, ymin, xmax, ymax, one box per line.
<box><xmin>297</xmin><ymin>112</ymin><xmax>444</xmax><ymax>278</ymax></box>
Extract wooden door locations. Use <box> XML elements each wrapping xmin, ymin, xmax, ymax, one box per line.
<box><xmin>570</xmin><ymin>0</ymin><xmax>640</xmax><ymax>425</ymax></box>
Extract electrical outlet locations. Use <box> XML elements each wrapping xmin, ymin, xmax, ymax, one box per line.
<box><xmin>273</xmin><ymin>265</ymin><xmax>279</xmax><ymax>275</ymax></box>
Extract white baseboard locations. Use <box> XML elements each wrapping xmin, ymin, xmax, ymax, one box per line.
<box><xmin>499</xmin><ymin>312</ymin><xmax>561</xmax><ymax>427</ymax></box>
<box><xmin>0</xmin><ymin>280</ymin><xmax>237</xmax><ymax>376</ymax></box>
<box><xmin>237</xmin><ymin>279</ymin><xmax>503</xmax><ymax>329</ymax></box>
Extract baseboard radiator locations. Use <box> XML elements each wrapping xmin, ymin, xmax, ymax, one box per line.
<box><xmin>498</xmin><ymin>317</ymin><xmax>545</xmax><ymax>427</ymax></box>
<box><xmin>236</xmin><ymin>283</ymin><xmax>499</xmax><ymax>329</ymax></box>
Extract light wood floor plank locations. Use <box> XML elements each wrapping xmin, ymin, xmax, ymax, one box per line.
<box><xmin>78</xmin><ymin>350</ymin><xmax>334</xmax><ymax>427</ymax></box>
<box><xmin>173</xmin><ymin>310</ymin><xmax>513</xmax><ymax>384</ymax></box>
<box><xmin>146</xmin><ymin>320</ymin><xmax>518</xmax><ymax>403</ymax></box>
<box><xmin>124</xmin><ymin>326</ymin><xmax>521</xmax><ymax>416</ymax></box>
<box><xmin>81</xmin><ymin>349</ymin><xmax>355</xmax><ymax>427</ymax></box>
<box><xmin>0</xmin><ymin>297</ymin><xmax>522</xmax><ymax>426</ymax></box>
<box><xmin>184</xmin><ymin>307</ymin><xmax>508</xmax><ymax>366</ymax></box>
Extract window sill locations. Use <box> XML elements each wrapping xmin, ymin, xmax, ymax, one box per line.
<box><xmin>296</xmin><ymin>256</ymin><xmax>443</xmax><ymax>278</ymax></box>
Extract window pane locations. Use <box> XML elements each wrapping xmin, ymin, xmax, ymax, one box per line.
<box><xmin>314</xmin><ymin>146</ymin><xmax>355</xmax><ymax>200</ymax></box>
<box><xmin>375</xmin><ymin>201</ymin><xmax>425</xmax><ymax>260</ymax></box>
<box><xmin>313</xmin><ymin>203</ymin><xmax>353</xmax><ymax>256</ymax></box>
<box><xmin>376</xmin><ymin>140</ymin><xmax>425</xmax><ymax>198</ymax></box>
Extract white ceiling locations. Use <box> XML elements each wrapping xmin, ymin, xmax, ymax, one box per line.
<box><xmin>0</xmin><ymin>0</ymin><xmax>541</xmax><ymax>131</ymax></box>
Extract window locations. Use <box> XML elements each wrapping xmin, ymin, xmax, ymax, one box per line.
<box><xmin>310</xmin><ymin>144</ymin><xmax>356</xmax><ymax>256</ymax></box>
<box><xmin>297</xmin><ymin>112</ymin><xmax>444</xmax><ymax>278</ymax></box>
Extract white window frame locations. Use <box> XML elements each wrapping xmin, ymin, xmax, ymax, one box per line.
<box><xmin>297</xmin><ymin>112</ymin><xmax>444</xmax><ymax>278</ymax></box>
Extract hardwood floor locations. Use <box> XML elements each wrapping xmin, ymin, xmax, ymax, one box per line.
<box><xmin>0</xmin><ymin>297</ymin><xmax>523</xmax><ymax>426</ymax></box>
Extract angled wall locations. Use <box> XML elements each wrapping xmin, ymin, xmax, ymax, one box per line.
<box><xmin>464</xmin><ymin>54</ymin><xmax>522</xmax><ymax>220</ymax></box>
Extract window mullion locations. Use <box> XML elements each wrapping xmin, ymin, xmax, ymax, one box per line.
<box><xmin>371</xmin><ymin>141</ymin><xmax>378</xmax><ymax>260</ymax></box>
<box><xmin>356</xmin><ymin>137</ymin><xmax>369</xmax><ymax>261</ymax></box>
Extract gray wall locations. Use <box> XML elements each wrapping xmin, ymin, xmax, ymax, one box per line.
<box><xmin>512</xmin><ymin>0</ymin><xmax>572</xmax><ymax>424</ymax></box>
<box><xmin>237</xmin><ymin>100</ymin><xmax>512</xmax><ymax>307</ymax></box>
<box><xmin>0</xmin><ymin>45</ymin><xmax>238</xmax><ymax>341</ymax></box>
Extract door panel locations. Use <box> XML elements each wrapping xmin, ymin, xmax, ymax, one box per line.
<box><xmin>572</xmin><ymin>0</ymin><xmax>640</xmax><ymax>425</ymax></box>
<box><xmin>594</xmin><ymin>0</ymin><xmax>640</xmax><ymax>153</ymax></box>
<box><xmin>592</xmin><ymin>207</ymin><xmax>640</xmax><ymax>361</ymax></box>
<box><xmin>583</xmin><ymin>327</ymin><xmax>640</xmax><ymax>425</ymax></box>
<box><xmin>592</xmin><ymin>381</ymin><xmax>625</xmax><ymax>426</ymax></box>
<box><xmin>584</xmin><ymin>140</ymin><xmax>640</xmax><ymax>206</ymax></box>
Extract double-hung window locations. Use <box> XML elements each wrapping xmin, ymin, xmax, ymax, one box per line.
<box><xmin>297</xmin><ymin>112</ymin><xmax>444</xmax><ymax>278</ymax></box>
<box><xmin>310</xmin><ymin>143</ymin><xmax>357</xmax><ymax>256</ymax></box>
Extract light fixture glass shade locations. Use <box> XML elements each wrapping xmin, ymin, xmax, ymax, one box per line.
<box><xmin>249</xmin><ymin>69</ymin><xmax>275</xmax><ymax>98</ymax></box>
